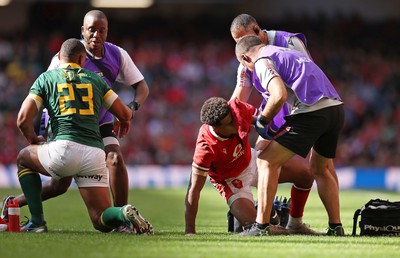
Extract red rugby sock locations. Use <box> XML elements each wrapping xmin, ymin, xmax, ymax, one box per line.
<box><xmin>289</xmin><ymin>185</ymin><xmax>310</xmax><ymax>218</ymax></box>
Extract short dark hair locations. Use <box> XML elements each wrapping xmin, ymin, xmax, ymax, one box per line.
<box><xmin>235</xmin><ymin>35</ymin><xmax>263</xmax><ymax>60</ymax></box>
<box><xmin>84</xmin><ymin>10</ymin><xmax>108</xmax><ymax>24</ymax></box>
<box><xmin>60</xmin><ymin>38</ymin><xmax>85</xmax><ymax>62</ymax></box>
<box><xmin>200</xmin><ymin>97</ymin><xmax>230</xmax><ymax>126</ymax></box>
<box><xmin>230</xmin><ymin>13</ymin><xmax>258</xmax><ymax>33</ymax></box>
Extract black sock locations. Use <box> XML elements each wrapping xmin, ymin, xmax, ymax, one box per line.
<box><xmin>256</xmin><ymin>222</ymin><xmax>269</xmax><ymax>229</ymax></box>
<box><xmin>329</xmin><ymin>223</ymin><xmax>342</xmax><ymax>229</ymax></box>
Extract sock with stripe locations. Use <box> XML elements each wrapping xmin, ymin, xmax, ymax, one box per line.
<box><xmin>18</xmin><ymin>167</ymin><xmax>45</xmax><ymax>226</ymax></box>
<box><xmin>100</xmin><ymin>207</ymin><xmax>125</xmax><ymax>229</ymax></box>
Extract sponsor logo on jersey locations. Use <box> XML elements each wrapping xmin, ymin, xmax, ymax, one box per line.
<box><xmin>295</xmin><ymin>57</ymin><xmax>312</xmax><ymax>64</ymax></box>
<box><xmin>233</xmin><ymin>144</ymin><xmax>244</xmax><ymax>158</ymax></box>
<box><xmin>230</xmin><ymin>144</ymin><xmax>245</xmax><ymax>163</ymax></box>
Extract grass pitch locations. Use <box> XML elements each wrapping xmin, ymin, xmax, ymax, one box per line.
<box><xmin>1</xmin><ymin>185</ymin><xmax>399</xmax><ymax>258</ymax></box>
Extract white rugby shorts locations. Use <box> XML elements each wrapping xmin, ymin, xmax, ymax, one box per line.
<box><xmin>37</xmin><ymin>140</ymin><xmax>108</xmax><ymax>187</ymax></box>
<box><xmin>213</xmin><ymin>148</ymin><xmax>259</xmax><ymax>207</ymax></box>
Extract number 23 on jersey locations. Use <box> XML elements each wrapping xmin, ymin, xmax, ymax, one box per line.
<box><xmin>57</xmin><ymin>83</ymin><xmax>94</xmax><ymax>116</ymax></box>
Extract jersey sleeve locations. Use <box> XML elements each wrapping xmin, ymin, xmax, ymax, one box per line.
<box><xmin>115</xmin><ymin>47</ymin><xmax>145</xmax><ymax>86</ymax></box>
<box><xmin>192</xmin><ymin>129</ymin><xmax>215</xmax><ymax>176</ymax></box>
<box><xmin>28</xmin><ymin>74</ymin><xmax>46</xmax><ymax>109</ymax></box>
<box><xmin>229</xmin><ymin>99</ymin><xmax>257</xmax><ymax>137</ymax></box>
<box><xmin>236</xmin><ymin>63</ymin><xmax>252</xmax><ymax>88</ymax></box>
<box><xmin>288</xmin><ymin>36</ymin><xmax>312</xmax><ymax>59</ymax></box>
<box><xmin>255</xmin><ymin>58</ymin><xmax>280</xmax><ymax>92</ymax></box>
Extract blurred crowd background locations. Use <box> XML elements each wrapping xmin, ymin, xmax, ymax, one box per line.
<box><xmin>0</xmin><ymin>1</ymin><xmax>399</xmax><ymax>167</ymax></box>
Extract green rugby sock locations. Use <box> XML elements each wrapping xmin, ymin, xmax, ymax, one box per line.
<box><xmin>18</xmin><ymin>167</ymin><xmax>45</xmax><ymax>226</ymax></box>
<box><xmin>100</xmin><ymin>207</ymin><xmax>125</xmax><ymax>228</ymax></box>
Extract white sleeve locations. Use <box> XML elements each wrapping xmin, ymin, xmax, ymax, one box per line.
<box><xmin>287</xmin><ymin>37</ymin><xmax>311</xmax><ymax>59</ymax></box>
<box><xmin>254</xmin><ymin>58</ymin><xmax>280</xmax><ymax>92</ymax></box>
<box><xmin>115</xmin><ymin>47</ymin><xmax>145</xmax><ymax>86</ymax></box>
<box><xmin>47</xmin><ymin>54</ymin><xmax>60</xmax><ymax>71</ymax></box>
<box><xmin>236</xmin><ymin>63</ymin><xmax>253</xmax><ymax>88</ymax></box>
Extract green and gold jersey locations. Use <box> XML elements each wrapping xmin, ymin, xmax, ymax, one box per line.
<box><xmin>29</xmin><ymin>63</ymin><xmax>118</xmax><ymax>149</ymax></box>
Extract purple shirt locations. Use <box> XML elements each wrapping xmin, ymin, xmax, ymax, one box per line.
<box><xmin>252</xmin><ymin>45</ymin><xmax>341</xmax><ymax>129</ymax></box>
<box><xmin>246</xmin><ymin>31</ymin><xmax>310</xmax><ymax>133</ymax></box>
<box><xmin>84</xmin><ymin>42</ymin><xmax>122</xmax><ymax>125</ymax></box>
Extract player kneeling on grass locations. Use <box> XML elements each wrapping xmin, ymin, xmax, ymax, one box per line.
<box><xmin>14</xmin><ymin>38</ymin><xmax>153</xmax><ymax>234</ymax></box>
<box><xmin>185</xmin><ymin>97</ymin><xmax>320</xmax><ymax>236</ymax></box>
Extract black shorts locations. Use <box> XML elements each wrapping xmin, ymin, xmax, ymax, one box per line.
<box><xmin>273</xmin><ymin>104</ymin><xmax>344</xmax><ymax>158</ymax></box>
<box><xmin>99</xmin><ymin>123</ymin><xmax>116</xmax><ymax>139</ymax></box>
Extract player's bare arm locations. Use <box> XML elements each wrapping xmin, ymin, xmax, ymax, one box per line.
<box><xmin>230</xmin><ymin>85</ymin><xmax>253</xmax><ymax>102</ymax></box>
<box><xmin>108</xmin><ymin>97</ymin><xmax>133</xmax><ymax>138</ymax></box>
<box><xmin>17</xmin><ymin>97</ymin><xmax>45</xmax><ymax>144</ymax></box>
<box><xmin>185</xmin><ymin>167</ymin><xmax>207</xmax><ymax>235</ymax></box>
<box><xmin>260</xmin><ymin>77</ymin><xmax>287</xmax><ymax>122</ymax></box>
<box><xmin>130</xmin><ymin>79</ymin><xmax>149</xmax><ymax>108</ymax></box>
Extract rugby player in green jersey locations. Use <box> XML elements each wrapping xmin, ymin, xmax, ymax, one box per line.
<box><xmin>15</xmin><ymin>38</ymin><xmax>153</xmax><ymax>234</ymax></box>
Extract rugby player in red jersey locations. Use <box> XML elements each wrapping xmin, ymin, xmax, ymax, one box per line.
<box><xmin>185</xmin><ymin>97</ymin><xmax>320</xmax><ymax>235</ymax></box>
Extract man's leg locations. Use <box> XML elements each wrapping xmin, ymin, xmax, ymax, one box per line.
<box><xmin>309</xmin><ymin>149</ymin><xmax>342</xmax><ymax>235</ymax></box>
<box><xmin>257</xmin><ymin>141</ymin><xmax>294</xmax><ymax>223</ymax></box>
<box><xmin>12</xmin><ymin>177</ymin><xmax>72</xmax><ymax>207</ymax></box>
<box><xmin>105</xmin><ymin>144</ymin><xmax>129</xmax><ymax>207</ymax></box>
<box><xmin>79</xmin><ymin>186</ymin><xmax>153</xmax><ymax>234</ymax></box>
<box><xmin>278</xmin><ymin>155</ymin><xmax>314</xmax><ymax>231</ymax></box>
<box><xmin>240</xmin><ymin>142</ymin><xmax>294</xmax><ymax>236</ymax></box>
<box><xmin>9</xmin><ymin>107</ymin><xmax>72</xmax><ymax>209</ymax></box>
<box><xmin>256</xmin><ymin>138</ymin><xmax>314</xmax><ymax>231</ymax></box>
<box><xmin>230</xmin><ymin>198</ymin><xmax>256</xmax><ymax>228</ymax></box>
<box><xmin>327</xmin><ymin>159</ymin><xmax>339</xmax><ymax>185</ymax></box>
<box><xmin>16</xmin><ymin>145</ymin><xmax>50</xmax><ymax>232</ymax></box>
<box><xmin>78</xmin><ymin>186</ymin><xmax>118</xmax><ymax>232</ymax></box>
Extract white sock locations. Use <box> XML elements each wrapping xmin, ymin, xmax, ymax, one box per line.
<box><xmin>286</xmin><ymin>215</ymin><xmax>302</xmax><ymax>229</ymax></box>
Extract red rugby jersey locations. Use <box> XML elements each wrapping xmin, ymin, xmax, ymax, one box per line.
<box><xmin>192</xmin><ymin>99</ymin><xmax>258</xmax><ymax>183</ymax></box>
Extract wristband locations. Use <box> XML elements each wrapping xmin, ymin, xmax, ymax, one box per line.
<box><xmin>128</xmin><ymin>100</ymin><xmax>140</xmax><ymax>111</ymax></box>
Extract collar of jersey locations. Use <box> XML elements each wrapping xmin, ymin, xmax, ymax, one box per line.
<box><xmin>209</xmin><ymin>125</ymin><xmax>228</xmax><ymax>141</ymax></box>
<box><xmin>59</xmin><ymin>63</ymin><xmax>81</xmax><ymax>69</ymax></box>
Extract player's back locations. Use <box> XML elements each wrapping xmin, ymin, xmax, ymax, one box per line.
<box><xmin>31</xmin><ymin>64</ymin><xmax>112</xmax><ymax>149</ymax></box>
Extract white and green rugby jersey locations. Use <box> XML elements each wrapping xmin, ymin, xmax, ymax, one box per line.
<box><xmin>29</xmin><ymin>63</ymin><xmax>118</xmax><ymax>149</ymax></box>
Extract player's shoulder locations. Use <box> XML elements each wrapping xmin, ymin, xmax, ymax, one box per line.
<box><xmin>197</xmin><ymin>124</ymin><xmax>210</xmax><ymax>140</ymax></box>
<box><xmin>230</xmin><ymin>97</ymin><xmax>254</xmax><ymax>109</ymax></box>
<box><xmin>104</xmin><ymin>41</ymin><xmax>119</xmax><ymax>48</ymax></box>
<box><xmin>104</xmin><ymin>41</ymin><xmax>125</xmax><ymax>54</ymax></box>
<box><xmin>79</xmin><ymin>67</ymin><xmax>108</xmax><ymax>83</ymax></box>
<box><xmin>196</xmin><ymin>125</ymin><xmax>216</xmax><ymax>146</ymax></box>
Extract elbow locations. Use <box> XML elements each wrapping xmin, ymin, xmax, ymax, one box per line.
<box><xmin>135</xmin><ymin>80</ymin><xmax>150</xmax><ymax>100</ymax></box>
<box><xmin>16</xmin><ymin>115</ymin><xmax>27</xmax><ymax>131</ymax></box>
